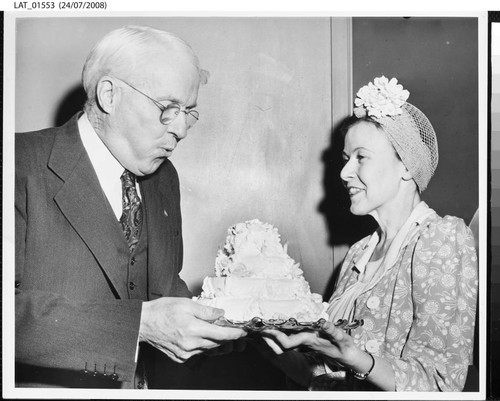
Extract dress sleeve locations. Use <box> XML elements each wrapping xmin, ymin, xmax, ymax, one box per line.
<box><xmin>389</xmin><ymin>217</ymin><xmax>478</xmax><ymax>391</ymax></box>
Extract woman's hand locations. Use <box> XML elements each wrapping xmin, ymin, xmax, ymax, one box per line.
<box><xmin>262</xmin><ymin>321</ymin><xmax>357</xmax><ymax>366</ymax></box>
<box><xmin>263</xmin><ymin>321</ymin><xmax>396</xmax><ymax>391</ymax></box>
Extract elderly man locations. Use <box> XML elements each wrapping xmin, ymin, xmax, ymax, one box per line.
<box><xmin>15</xmin><ymin>25</ymin><xmax>246</xmax><ymax>389</ymax></box>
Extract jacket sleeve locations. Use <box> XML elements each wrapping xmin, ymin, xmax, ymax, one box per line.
<box><xmin>15</xmin><ymin>153</ymin><xmax>142</xmax><ymax>385</ymax></box>
<box><xmin>388</xmin><ymin>217</ymin><xmax>478</xmax><ymax>391</ymax></box>
<box><xmin>15</xmin><ymin>289</ymin><xmax>143</xmax><ymax>384</ymax></box>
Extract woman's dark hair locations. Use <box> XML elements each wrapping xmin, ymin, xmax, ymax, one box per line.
<box><xmin>338</xmin><ymin>114</ymin><xmax>401</xmax><ymax>161</ymax></box>
<box><xmin>338</xmin><ymin>114</ymin><xmax>383</xmax><ymax>139</ymax></box>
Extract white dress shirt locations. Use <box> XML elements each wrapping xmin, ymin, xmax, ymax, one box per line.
<box><xmin>78</xmin><ymin>113</ymin><xmax>140</xmax><ymax>220</ymax></box>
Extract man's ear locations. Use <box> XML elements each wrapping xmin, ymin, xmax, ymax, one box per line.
<box><xmin>95</xmin><ymin>76</ymin><xmax>118</xmax><ymax>114</ymax></box>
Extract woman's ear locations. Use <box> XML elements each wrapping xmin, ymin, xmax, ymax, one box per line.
<box><xmin>95</xmin><ymin>76</ymin><xmax>118</xmax><ymax>114</ymax></box>
<box><xmin>402</xmin><ymin>167</ymin><xmax>413</xmax><ymax>181</ymax></box>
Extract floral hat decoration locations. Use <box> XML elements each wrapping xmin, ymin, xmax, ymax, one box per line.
<box><xmin>353</xmin><ymin>76</ymin><xmax>439</xmax><ymax>192</ymax></box>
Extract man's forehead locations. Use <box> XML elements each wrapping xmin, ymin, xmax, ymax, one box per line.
<box><xmin>143</xmin><ymin>40</ymin><xmax>197</xmax><ymax>66</ymax></box>
<box><xmin>140</xmin><ymin>53</ymin><xmax>198</xmax><ymax>79</ymax></box>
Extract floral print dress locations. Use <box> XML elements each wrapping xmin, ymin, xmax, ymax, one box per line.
<box><xmin>327</xmin><ymin>204</ymin><xmax>478</xmax><ymax>391</ymax></box>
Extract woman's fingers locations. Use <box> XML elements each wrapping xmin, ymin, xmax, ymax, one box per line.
<box><xmin>321</xmin><ymin>321</ymin><xmax>346</xmax><ymax>342</ymax></box>
<box><xmin>262</xmin><ymin>336</ymin><xmax>285</xmax><ymax>355</ymax></box>
<box><xmin>263</xmin><ymin>329</ymin><xmax>318</xmax><ymax>350</ymax></box>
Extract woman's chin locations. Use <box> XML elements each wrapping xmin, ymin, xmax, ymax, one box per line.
<box><xmin>349</xmin><ymin>205</ymin><xmax>363</xmax><ymax>216</ymax></box>
<box><xmin>350</xmin><ymin>204</ymin><xmax>370</xmax><ymax>217</ymax></box>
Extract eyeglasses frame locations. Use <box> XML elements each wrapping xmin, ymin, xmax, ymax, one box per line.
<box><xmin>111</xmin><ymin>76</ymin><xmax>199</xmax><ymax>126</ymax></box>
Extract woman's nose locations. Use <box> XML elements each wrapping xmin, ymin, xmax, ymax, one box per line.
<box><xmin>340</xmin><ymin>160</ymin><xmax>351</xmax><ymax>182</ymax></box>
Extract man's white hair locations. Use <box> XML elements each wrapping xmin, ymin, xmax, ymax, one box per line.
<box><xmin>82</xmin><ymin>25</ymin><xmax>208</xmax><ymax>110</ymax></box>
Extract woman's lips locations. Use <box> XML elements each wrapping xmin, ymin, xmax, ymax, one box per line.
<box><xmin>347</xmin><ymin>186</ymin><xmax>364</xmax><ymax>197</ymax></box>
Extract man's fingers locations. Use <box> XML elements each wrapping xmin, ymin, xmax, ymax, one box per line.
<box><xmin>203</xmin><ymin>341</ymin><xmax>235</xmax><ymax>357</ymax></box>
<box><xmin>193</xmin><ymin>319</ymin><xmax>247</xmax><ymax>341</ymax></box>
<box><xmin>142</xmin><ymin>297</ymin><xmax>247</xmax><ymax>363</ymax></box>
<box><xmin>233</xmin><ymin>338</ymin><xmax>248</xmax><ymax>352</ymax></box>
<box><xmin>192</xmin><ymin>302</ymin><xmax>225</xmax><ymax>321</ymax></box>
<box><xmin>157</xmin><ymin>336</ymin><xmax>227</xmax><ymax>362</ymax></box>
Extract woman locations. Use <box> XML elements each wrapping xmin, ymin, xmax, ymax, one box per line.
<box><xmin>262</xmin><ymin>76</ymin><xmax>478</xmax><ymax>391</ymax></box>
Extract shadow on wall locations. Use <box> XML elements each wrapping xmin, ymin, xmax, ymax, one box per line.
<box><xmin>318</xmin><ymin>119</ymin><xmax>377</xmax><ymax>300</ymax></box>
<box><xmin>52</xmin><ymin>84</ymin><xmax>377</xmax><ymax>304</ymax></box>
<box><xmin>54</xmin><ymin>85</ymin><xmax>87</xmax><ymax>126</ymax></box>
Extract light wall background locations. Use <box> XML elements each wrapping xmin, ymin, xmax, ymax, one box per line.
<box><xmin>15</xmin><ymin>17</ymin><xmax>345</xmax><ymax>296</ymax></box>
<box><xmin>14</xmin><ymin>17</ymin><xmax>479</xmax><ymax>298</ymax></box>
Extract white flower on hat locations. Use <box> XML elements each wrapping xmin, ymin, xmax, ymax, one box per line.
<box><xmin>353</xmin><ymin>76</ymin><xmax>410</xmax><ymax>119</ymax></box>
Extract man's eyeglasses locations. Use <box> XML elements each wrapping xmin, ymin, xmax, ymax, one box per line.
<box><xmin>113</xmin><ymin>77</ymin><xmax>199</xmax><ymax>128</ymax></box>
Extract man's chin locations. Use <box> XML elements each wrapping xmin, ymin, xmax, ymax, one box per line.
<box><xmin>137</xmin><ymin>158</ymin><xmax>168</xmax><ymax>176</ymax></box>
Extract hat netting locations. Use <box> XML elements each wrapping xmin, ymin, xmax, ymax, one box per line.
<box><xmin>376</xmin><ymin>102</ymin><xmax>438</xmax><ymax>192</ymax></box>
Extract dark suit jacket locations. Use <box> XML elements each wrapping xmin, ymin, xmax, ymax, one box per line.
<box><xmin>15</xmin><ymin>114</ymin><xmax>191</xmax><ymax>388</ymax></box>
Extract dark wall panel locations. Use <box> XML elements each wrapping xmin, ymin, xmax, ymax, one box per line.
<box><xmin>352</xmin><ymin>17</ymin><xmax>478</xmax><ymax>224</ymax></box>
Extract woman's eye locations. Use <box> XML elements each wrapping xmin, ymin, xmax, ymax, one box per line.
<box><xmin>356</xmin><ymin>154</ymin><xmax>365</xmax><ymax>161</ymax></box>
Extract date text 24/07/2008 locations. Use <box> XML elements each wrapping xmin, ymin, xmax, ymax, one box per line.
<box><xmin>13</xmin><ymin>1</ymin><xmax>107</xmax><ymax>9</ymax></box>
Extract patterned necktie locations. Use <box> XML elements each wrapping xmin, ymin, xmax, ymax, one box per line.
<box><xmin>120</xmin><ymin>170</ymin><xmax>143</xmax><ymax>253</ymax></box>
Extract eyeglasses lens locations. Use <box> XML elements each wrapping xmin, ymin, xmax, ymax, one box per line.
<box><xmin>160</xmin><ymin>104</ymin><xmax>199</xmax><ymax>128</ymax></box>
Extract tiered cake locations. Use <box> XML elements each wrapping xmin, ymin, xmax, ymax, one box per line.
<box><xmin>195</xmin><ymin>219</ymin><xmax>327</xmax><ymax>322</ymax></box>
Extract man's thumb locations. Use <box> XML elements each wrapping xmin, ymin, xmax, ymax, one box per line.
<box><xmin>193</xmin><ymin>303</ymin><xmax>225</xmax><ymax>321</ymax></box>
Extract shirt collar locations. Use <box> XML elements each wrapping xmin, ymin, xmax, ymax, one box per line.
<box><xmin>78</xmin><ymin>113</ymin><xmax>124</xmax><ymax>177</ymax></box>
<box><xmin>78</xmin><ymin>113</ymin><xmax>125</xmax><ymax>218</ymax></box>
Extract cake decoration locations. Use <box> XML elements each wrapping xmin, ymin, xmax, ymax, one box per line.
<box><xmin>195</xmin><ymin>219</ymin><xmax>328</xmax><ymax>322</ymax></box>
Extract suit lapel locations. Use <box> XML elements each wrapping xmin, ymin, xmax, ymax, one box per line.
<box><xmin>49</xmin><ymin>116</ymin><xmax>130</xmax><ymax>299</ymax></box>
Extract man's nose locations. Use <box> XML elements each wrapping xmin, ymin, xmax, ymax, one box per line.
<box><xmin>167</xmin><ymin>114</ymin><xmax>188</xmax><ymax>141</ymax></box>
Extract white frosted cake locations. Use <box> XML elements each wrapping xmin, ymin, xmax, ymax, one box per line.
<box><xmin>195</xmin><ymin>219</ymin><xmax>328</xmax><ymax>322</ymax></box>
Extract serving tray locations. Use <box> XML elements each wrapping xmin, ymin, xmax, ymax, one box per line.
<box><xmin>214</xmin><ymin>316</ymin><xmax>364</xmax><ymax>332</ymax></box>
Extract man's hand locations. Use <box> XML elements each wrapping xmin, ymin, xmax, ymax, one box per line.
<box><xmin>139</xmin><ymin>297</ymin><xmax>247</xmax><ymax>363</ymax></box>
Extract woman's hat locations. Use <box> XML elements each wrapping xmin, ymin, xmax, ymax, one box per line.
<box><xmin>353</xmin><ymin>76</ymin><xmax>438</xmax><ymax>192</ymax></box>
